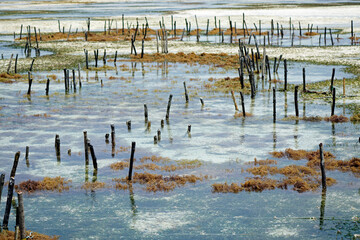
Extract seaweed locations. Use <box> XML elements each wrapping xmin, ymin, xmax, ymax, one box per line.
<box><xmin>16</xmin><ymin>177</ymin><xmax>71</xmax><ymax>193</ymax></box>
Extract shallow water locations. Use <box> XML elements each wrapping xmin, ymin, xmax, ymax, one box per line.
<box><xmin>0</xmin><ymin>58</ymin><xmax>359</xmax><ymax>238</ymax></box>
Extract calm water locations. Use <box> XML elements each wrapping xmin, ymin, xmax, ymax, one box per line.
<box><xmin>0</xmin><ymin>58</ymin><xmax>359</xmax><ymax>239</ymax></box>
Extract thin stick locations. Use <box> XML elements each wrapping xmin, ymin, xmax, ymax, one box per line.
<box><xmin>183</xmin><ymin>81</ymin><xmax>189</xmax><ymax>103</ymax></box>
<box><xmin>165</xmin><ymin>94</ymin><xmax>173</xmax><ymax>120</ymax></box>
<box><xmin>0</xmin><ymin>173</ymin><xmax>5</xmax><ymax>204</ymax></box>
<box><xmin>231</xmin><ymin>90</ymin><xmax>239</xmax><ymax>111</ymax></box>
<box><xmin>128</xmin><ymin>142</ymin><xmax>136</xmax><ymax>181</ymax></box>
<box><xmin>273</xmin><ymin>87</ymin><xmax>276</xmax><ymax>122</ymax></box>
<box><xmin>295</xmin><ymin>86</ymin><xmax>299</xmax><ymax>117</ymax></box>
<box><xmin>319</xmin><ymin>143</ymin><xmax>327</xmax><ymax>189</ymax></box>
<box><xmin>144</xmin><ymin>104</ymin><xmax>148</xmax><ymax>122</ymax></box>
<box><xmin>83</xmin><ymin>131</ymin><xmax>89</xmax><ymax>165</ymax></box>
<box><xmin>240</xmin><ymin>92</ymin><xmax>245</xmax><ymax>117</ymax></box>
<box><xmin>88</xmin><ymin>142</ymin><xmax>98</xmax><ymax>170</ymax></box>
<box><xmin>10</xmin><ymin>151</ymin><xmax>20</xmax><ymax>178</ymax></box>
<box><xmin>2</xmin><ymin>177</ymin><xmax>15</xmax><ymax>230</ymax></box>
<box><xmin>331</xmin><ymin>87</ymin><xmax>336</xmax><ymax>116</ymax></box>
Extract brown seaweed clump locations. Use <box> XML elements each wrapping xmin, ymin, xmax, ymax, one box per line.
<box><xmin>270</xmin><ymin>148</ymin><xmax>335</xmax><ymax>161</ymax></box>
<box><xmin>81</xmin><ymin>182</ymin><xmax>107</xmax><ymax>190</ymax></box>
<box><xmin>0</xmin><ymin>230</ymin><xmax>59</xmax><ymax>240</ymax></box>
<box><xmin>130</xmin><ymin>52</ymin><xmax>240</xmax><ymax>69</ymax></box>
<box><xmin>324</xmin><ymin>115</ymin><xmax>349</xmax><ymax>123</ymax></box>
<box><xmin>113</xmin><ymin>172</ymin><xmax>208</xmax><ymax>192</ymax></box>
<box><xmin>212</xmin><ymin>177</ymin><xmax>277</xmax><ymax>193</ymax></box>
<box><xmin>0</xmin><ymin>73</ymin><xmax>25</xmax><ymax>83</ymax></box>
<box><xmin>350</xmin><ymin>113</ymin><xmax>360</xmax><ymax>122</ymax></box>
<box><xmin>245</xmin><ymin>158</ymin><xmax>278</xmax><ymax>166</ymax></box>
<box><xmin>16</xmin><ymin>177</ymin><xmax>71</xmax><ymax>193</ymax></box>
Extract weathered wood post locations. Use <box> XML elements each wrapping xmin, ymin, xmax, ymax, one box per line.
<box><xmin>2</xmin><ymin>177</ymin><xmax>15</xmax><ymax>230</ymax></box>
<box><xmin>165</xmin><ymin>94</ymin><xmax>173</xmax><ymax>120</ymax></box>
<box><xmin>88</xmin><ymin>142</ymin><xmax>98</xmax><ymax>170</ymax></box>
<box><xmin>331</xmin><ymin>87</ymin><xmax>336</xmax><ymax>116</ymax></box>
<box><xmin>27</xmin><ymin>71</ymin><xmax>32</xmax><ymax>95</ymax></box>
<box><xmin>111</xmin><ymin>124</ymin><xmax>115</xmax><ymax>146</ymax></box>
<box><xmin>295</xmin><ymin>86</ymin><xmax>299</xmax><ymax>117</ymax></box>
<box><xmin>55</xmin><ymin>134</ymin><xmax>60</xmax><ymax>159</ymax></box>
<box><xmin>284</xmin><ymin>59</ymin><xmax>288</xmax><ymax>91</ymax></box>
<box><xmin>17</xmin><ymin>191</ymin><xmax>26</xmax><ymax>240</ymax></box>
<box><xmin>319</xmin><ymin>143</ymin><xmax>326</xmax><ymax>189</ymax></box>
<box><xmin>302</xmin><ymin>68</ymin><xmax>306</xmax><ymax>92</ymax></box>
<box><xmin>0</xmin><ymin>173</ymin><xmax>5</xmax><ymax>204</ymax></box>
<box><xmin>144</xmin><ymin>104</ymin><xmax>148</xmax><ymax>122</ymax></box>
<box><xmin>240</xmin><ymin>92</ymin><xmax>246</xmax><ymax>117</ymax></box>
<box><xmin>45</xmin><ymin>78</ymin><xmax>50</xmax><ymax>95</ymax></box>
<box><xmin>128</xmin><ymin>142</ymin><xmax>136</xmax><ymax>181</ymax></box>
<box><xmin>11</xmin><ymin>151</ymin><xmax>20</xmax><ymax>178</ymax></box>
<box><xmin>25</xmin><ymin>146</ymin><xmax>29</xmax><ymax>167</ymax></box>
<box><xmin>273</xmin><ymin>87</ymin><xmax>276</xmax><ymax>122</ymax></box>
<box><xmin>15</xmin><ymin>54</ymin><xmax>18</xmax><ymax>74</ymax></box>
<box><xmin>83</xmin><ymin>131</ymin><xmax>89</xmax><ymax>165</ymax></box>
<box><xmin>126</xmin><ymin>120</ymin><xmax>131</xmax><ymax>131</ymax></box>
<box><xmin>330</xmin><ymin>68</ymin><xmax>335</xmax><ymax>92</ymax></box>
<box><xmin>183</xmin><ymin>81</ymin><xmax>189</xmax><ymax>103</ymax></box>
<box><xmin>231</xmin><ymin>90</ymin><xmax>239</xmax><ymax>111</ymax></box>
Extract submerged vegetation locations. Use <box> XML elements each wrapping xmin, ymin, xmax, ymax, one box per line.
<box><xmin>15</xmin><ymin>177</ymin><xmax>72</xmax><ymax>193</ymax></box>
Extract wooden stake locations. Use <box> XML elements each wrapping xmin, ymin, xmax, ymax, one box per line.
<box><xmin>128</xmin><ymin>142</ymin><xmax>136</xmax><ymax>181</ymax></box>
<box><xmin>165</xmin><ymin>94</ymin><xmax>173</xmax><ymax>120</ymax></box>
<box><xmin>183</xmin><ymin>81</ymin><xmax>189</xmax><ymax>103</ymax></box>
<box><xmin>10</xmin><ymin>151</ymin><xmax>20</xmax><ymax>178</ymax></box>
<box><xmin>2</xmin><ymin>177</ymin><xmax>15</xmax><ymax>230</ymax></box>
<box><xmin>45</xmin><ymin>78</ymin><xmax>50</xmax><ymax>95</ymax></box>
<box><xmin>144</xmin><ymin>104</ymin><xmax>148</xmax><ymax>122</ymax></box>
<box><xmin>231</xmin><ymin>90</ymin><xmax>239</xmax><ymax>111</ymax></box>
<box><xmin>15</xmin><ymin>54</ymin><xmax>18</xmax><ymax>74</ymax></box>
<box><xmin>302</xmin><ymin>68</ymin><xmax>306</xmax><ymax>92</ymax></box>
<box><xmin>187</xmin><ymin>125</ymin><xmax>191</xmax><ymax>133</ymax></box>
<box><xmin>7</xmin><ymin>54</ymin><xmax>13</xmax><ymax>74</ymax></box>
<box><xmin>0</xmin><ymin>173</ymin><xmax>5</xmax><ymax>204</ymax></box>
<box><xmin>126</xmin><ymin>120</ymin><xmax>131</xmax><ymax>131</ymax></box>
<box><xmin>55</xmin><ymin>134</ymin><xmax>60</xmax><ymax>159</ymax></box>
<box><xmin>200</xmin><ymin>97</ymin><xmax>204</xmax><ymax>107</ymax></box>
<box><xmin>273</xmin><ymin>87</ymin><xmax>276</xmax><ymax>122</ymax></box>
<box><xmin>25</xmin><ymin>146</ymin><xmax>29</xmax><ymax>160</ymax></box>
<box><xmin>330</xmin><ymin>68</ymin><xmax>335</xmax><ymax>92</ymax></box>
<box><xmin>240</xmin><ymin>92</ymin><xmax>246</xmax><ymax>117</ymax></box>
<box><xmin>83</xmin><ymin>131</ymin><xmax>89</xmax><ymax>165</ymax></box>
<box><xmin>111</xmin><ymin>124</ymin><xmax>115</xmax><ymax>146</ymax></box>
<box><xmin>284</xmin><ymin>59</ymin><xmax>288</xmax><ymax>91</ymax></box>
<box><xmin>88</xmin><ymin>142</ymin><xmax>98</xmax><ymax>170</ymax></box>
<box><xmin>17</xmin><ymin>191</ymin><xmax>26</xmax><ymax>240</ymax></box>
<box><xmin>295</xmin><ymin>86</ymin><xmax>299</xmax><ymax>117</ymax></box>
<box><xmin>27</xmin><ymin>72</ymin><xmax>32</xmax><ymax>95</ymax></box>
<box><xmin>331</xmin><ymin>87</ymin><xmax>336</xmax><ymax>116</ymax></box>
<box><xmin>157</xmin><ymin>129</ymin><xmax>161</xmax><ymax>141</ymax></box>
<box><xmin>319</xmin><ymin>143</ymin><xmax>326</xmax><ymax>189</ymax></box>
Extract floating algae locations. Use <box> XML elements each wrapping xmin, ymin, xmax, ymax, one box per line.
<box><xmin>16</xmin><ymin>177</ymin><xmax>72</xmax><ymax>193</ymax></box>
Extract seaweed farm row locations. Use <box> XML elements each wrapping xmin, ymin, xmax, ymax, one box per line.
<box><xmin>0</xmin><ymin>46</ymin><xmax>359</xmax><ymax>238</ymax></box>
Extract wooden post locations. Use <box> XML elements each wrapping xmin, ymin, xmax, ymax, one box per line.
<box><xmin>29</xmin><ymin>58</ymin><xmax>35</xmax><ymax>72</ymax></box>
<box><xmin>72</xmin><ymin>69</ymin><xmax>76</xmax><ymax>91</ymax></box>
<box><xmin>231</xmin><ymin>90</ymin><xmax>239</xmax><ymax>111</ymax></box>
<box><xmin>183</xmin><ymin>81</ymin><xmax>189</xmax><ymax>103</ymax></box>
<box><xmin>273</xmin><ymin>87</ymin><xmax>276</xmax><ymax>122</ymax></box>
<box><xmin>126</xmin><ymin>120</ymin><xmax>131</xmax><ymax>131</ymax></box>
<box><xmin>157</xmin><ymin>129</ymin><xmax>161</xmax><ymax>141</ymax></box>
<box><xmin>111</xmin><ymin>124</ymin><xmax>115</xmax><ymax>146</ymax></box>
<box><xmin>302</xmin><ymin>68</ymin><xmax>306</xmax><ymax>92</ymax></box>
<box><xmin>27</xmin><ymin>72</ymin><xmax>32</xmax><ymax>95</ymax></box>
<box><xmin>45</xmin><ymin>78</ymin><xmax>50</xmax><ymax>95</ymax></box>
<box><xmin>284</xmin><ymin>59</ymin><xmax>288</xmax><ymax>91</ymax></box>
<box><xmin>161</xmin><ymin>119</ymin><xmax>164</xmax><ymax>128</ymax></box>
<box><xmin>240</xmin><ymin>92</ymin><xmax>246</xmax><ymax>117</ymax></box>
<box><xmin>330</xmin><ymin>68</ymin><xmax>335</xmax><ymax>92</ymax></box>
<box><xmin>6</xmin><ymin>54</ymin><xmax>13</xmax><ymax>74</ymax></box>
<box><xmin>319</xmin><ymin>143</ymin><xmax>326</xmax><ymax>189</ymax></box>
<box><xmin>0</xmin><ymin>173</ymin><xmax>5</xmax><ymax>204</ymax></box>
<box><xmin>17</xmin><ymin>191</ymin><xmax>26</xmax><ymax>240</ymax></box>
<box><xmin>2</xmin><ymin>177</ymin><xmax>15</xmax><ymax>230</ymax></box>
<box><xmin>25</xmin><ymin>146</ymin><xmax>29</xmax><ymax>160</ymax></box>
<box><xmin>55</xmin><ymin>134</ymin><xmax>60</xmax><ymax>159</ymax></box>
<box><xmin>250</xmin><ymin>72</ymin><xmax>255</xmax><ymax>99</ymax></box>
<box><xmin>144</xmin><ymin>104</ymin><xmax>148</xmax><ymax>122</ymax></box>
<box><xmin>295</xmin><ymin>86</ymin><xmax>299</xmax><ymax>117</ymax></box>
<box><xmin>165</xmin><ymin>94</ymin><xmax>173</xmax><ymax>120</ymax></box>
<box><xmin>88</xmin><ymin>142</ymin><xmax>98</xmax><ymax>170</ymax></box>
<box><xmin>15</xmin><ymin>54</ymin><xmax>18</xmax><ymax>74</ymax></box>
<box><xmin>187</xmin><ymin>125</ymin><xmax>191</xmax><ymax>133</ymax></box>
<box><xmin>128</xmin><ymin>142</ymin><xmax>136</xmax><ymax>181</ymax></box>
<box><xmin>83</xmin><ymin>131</ymin><xmax>89</xmax><ymax>165</ymax></box>
<box><xmin>351</xmin><ymin>20</ymin><xmax>354</xmax><ymax>38</ymax></box>
<box><xmin>10</xmin><ymin>151</ymin><xmax>20</xmax><ymax>178</ymax></box>
<box><xmin>200</xmin><ymin>97</ymin><xmax>204</xmax><ymax>107</ymax></box>
<box><xmin>331</xmin><ymin>87</ymin><xmax>336</xmax><ymax>116</ymax></box>
<box><xmin>85</xmin><ymin>50</ymin><xmax>89</xmax><ymax>69</ymax></box>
